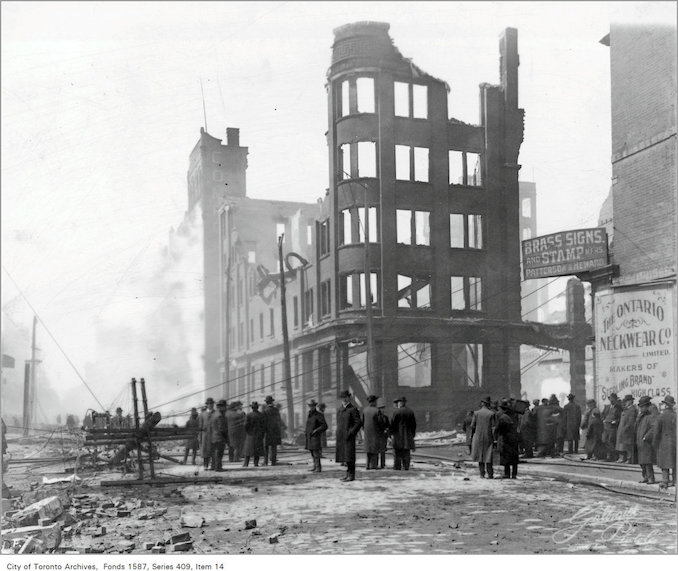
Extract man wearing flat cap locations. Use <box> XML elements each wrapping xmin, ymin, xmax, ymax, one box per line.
<box><xmin>563</xmin><ymin>394</ymin><xmax>582</xmax><ymax>454</ymax></box>
<box><xmin>615</xmin><ymin>394</ymin><xmax>637</xmax><ymax>463</ymax></box>
<box><xmin>305</xmin><ymin>399</ymin><xmax>328</xmax><ymax>472</ymax></box>
<box><xmin>336</xmin><ymin>390</ymin><xmax>362</xmax><ymax>481</ymax></box>
<box><xmin>471</xmin><ymin>396</ymin><xmax>496</xmax><ymax>478</ymax></box>
<box><xmin>243</xmin><ymin>401</ymin><xmax>265</xmax><ymax>467</ymax></box>
<box><xmin>181</xmin><ymin>408</ymin><xmax>200</xmax><ymax>465</ymax></box>
<box><xmin>262</xmin><ymin>396</ymin><xmax>282</xmax><ymax>466</ymax></box>
<box><xmin>199</xmin><ymin>397</ymin><xmax>216</xmax><ymax>470</ymax></box>
<box><xmin>362</xmin><ymin>395</ymin><xmax>381</xmax><ymax>470</ymax></box>
<box><xmin>653</xmin><ymin>395</ymin><xmax>676</xmax><ymax>489</ymax></box>
<box><xmin>635</xmin><ymin>396</ymin><xmax>658</xmax><ymax>484</ymax></box>
<box><xmin>390</xmin><ymin>396</ymin><xmax>417</xmax><ymax>470</ymax></box>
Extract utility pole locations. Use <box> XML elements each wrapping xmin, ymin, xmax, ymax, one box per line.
<box><xmin>29</xmin><ymin>315</ymin><xmax>37</xmax><ymax>425</ymax></box>
<box><xmin>278</xmin><ymin>235</ymin><xmax>294</xmax><ymax>433</ymax></box>
<box><xmin>364</xmin><ymin>189</ymin><xmax>376</xmax><ymax>394</ymax></box>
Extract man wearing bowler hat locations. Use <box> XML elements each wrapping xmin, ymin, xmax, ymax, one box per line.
<box><xmin>615</xmin><ymin>394</ymin><xmax>638</xmax><ymax>463</ymax></box>
<box><xmin>635</xmin><ymin>395</ymin><xmax>658</xmax><ymax>484</ymax></box>
<box><xmin>563</xmin><ymin>393</ymin><xmax>582</xmax><ymax>454</ymax></box>
<box><xmin>243</xmin><ymin>401</ymin><xmax>265</xmax><ymax>467</ymax></box>
<box><xmin>362</xmin><ymin>395</ymin><xmax>381</xmax><ymax>470</ymax></box>
<box><xmin>210</xmin><ymin>400</ymin><xmax>229</xmax><ymax>471</ymax></box>
<box><xmin>390</xmin><ymin>396</ymin><xmax>417</xmax><ymax>470</ymax></box>
<box><xmin>336</xmin><ymin>390</ymin><xmax>362</xmax><ymax>481</ymax></box>
<box><xmin>199</xmin><ymin>397</ymin><xmax>216</xmax><ymax>470</ymax></box>
<box><xmin>601</xmin><ymin>393</ymin><xmax>623</xmax><ymax>461</ymax></box>
<box><xmin>471</xmin><ymin>396</ymin><xmax>496</xmax><ymax>478</ymax></box>
<box><xmin>262</xmin><ymin>395</ymin><xmax>282</xmax><ymax>466</ymax></box>
<box><xmin>305</xmin><ymin>399</ymin><xmax>327</xmax><ymax>472</ymax></box>
<box><xmin>653</xmin><ymin>395</ymin><xmax>676</xmax><ymax>489</ymax></box>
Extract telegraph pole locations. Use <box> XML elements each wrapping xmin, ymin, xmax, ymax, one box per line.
<box><xmin>278</xmin><ymin>235</ymin><xmax>294</xmax><ymax>433</ymax></box>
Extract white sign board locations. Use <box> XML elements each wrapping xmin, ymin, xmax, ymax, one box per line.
<box><xmin>595</xmin><ymin>286</ymin><xmax>675</xmax><ymax>403</ymax></box>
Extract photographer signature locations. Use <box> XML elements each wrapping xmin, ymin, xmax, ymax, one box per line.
<box><xmin>552</xmin><ymin>502</ymin><xmax>660</xmax><ymax>546</ymax></box>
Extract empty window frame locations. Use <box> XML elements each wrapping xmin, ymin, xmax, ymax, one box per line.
<box><xmin>304</xmin><ymin>288</ymin><xmax>314</xmax><ymax>325</ymax></box>
<box><xmin>395</xmin><ymin>145</ymin><xmax>429</xmax><ymax>182</ymax></box>
<box><xmin>319</xmin><ymin>219</ymin><xmax>330</xmax><ymax>255</ymax></box>
<box><xmin>397</xmin><ymin>274</ymin><xmax>432</xmax><ymax>309</ymax></box>
<box><xmin>342</xmin><ymin>208</ymin><xmax>378</xmax><ymax>244</ymax></box>
<box><xmin>451</xmin><ymin>343</ymin><xmax>483</xmax><ymax>387</ymax></box>
<box><xmin>394</xmin><ymin>81</ymin><xmax>428</xmax><ymax>119</ymax></box>
<box><xmin>522</xmin><ymin>227</ymin><xmax>532</xmax><ymax>240</ymax></box>
<box><xmin>449</xmin><ymin>150</ymin><xmax>483</xmax><ymax>186</ymax></box>
<box><xmin>397</xmin><ymin>343</ymin><xmax>432</xmax><ymax>387</ymax></box>
<box><xmin>340</xmin><ymin>142</ymin><xmax>377</xmax><ymax>179</ymax></box>
<box><xmin>320</xmin><ymin>280</ymin><xmax>331</xmax><ymax>317</ymax></box>
<box><xmin>450</xmin><ymin>214</ymin><xmax>484</xmax><ymax>249</ymax></box>
<box><xmin>307</xmin><ymin>223</ymin><xmax>314</xmax><ymax>245</ymax></box>
<box><xmin>522</xmin><ymin>197</ymin><xmax>532</xmax><ymax>218</ymax></box>
<box><xmin>451</xmin><ymin>276</ymin><xmax>483</xmax><ymax>310</ymax></box>
<box><xmin>276</xmin><ymin>222</ymin><xmax>286</xmax><ymax>242</ymax></box>
<box><xmin>396</xmin><ymin>209</ymin><xmax>430</xmax><ymax>245</ymax></box>
<box><xmin>341</xmin><ymin>273</ymin><xmax>378</xmax><ymax>309</ymax></box>
<box><xmin>339</xmin><ymin>77</ymin><xmax>376</xmax><ymax>117</ymax></box>
<box><xmin>358</xmin><ymin>207</ymin><xmax>378</xmax><ymax>243</ymax></box>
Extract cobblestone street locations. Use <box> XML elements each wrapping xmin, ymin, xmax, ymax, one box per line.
<box><xmin>6</xmin><ymin>451</ymin><xmax>673</xmax><ymax>555</ymax></box>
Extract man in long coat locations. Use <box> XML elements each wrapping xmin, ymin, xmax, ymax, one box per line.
<box><xmin>495</xmin><ymin>399</ymin><xmax>520</xmax><ymax>479</ymax></box>
<box><xmin>390</xmin><ymin>396</ymin><xmax>417</xmax><ymax>470</ymax></box>
<box><xmin>335</xmin><ymin>389</ymin><xmax>362</xmax><ymax>481</ymax></box>
<box><xmin>601</xmin><ymin>393</ymin><xmax>623</xmax><ymax>461</ymax></box>
<box><xmin>199</xmin><ymin>398</ymin><xmax>215</xmax><ymax>470</ymax></box>
<box><xmin>305</xmin><ymin>399</ymin><xmax>328</xmax><ymax>472</ymax></box>
<box><xmin>262</xmin><ymin>396</ymin><xmax>282</xmax><ymax>466</ymax></box>
<box><xmin>471</xmin><ymin>396</ymin><xmax>496</xmax><ymax>478</ymax></box>
<box><xmin>563</xmin><ymin>394</ymin><xmax>582</xmax><ymax>454</ymax></box>
<box><xmin>375</xmin><ymin>399</ymin><xmax>390</xmax><ymax>469</ymax></box>
<box><xmin>535</xmin><ymin>398</ymin><xmax>557</xmax><ymax>457</ymax></box>
<box><xmin>362</xmin><ymin>395</ymin><xmax>380</xmax><ymax>469</ymax></box>
<box><xmin>225</xmin><ymin>402</ymin><xmax>244</xmax><ymax>462</ymax></box>
<box><xmin>653</xmin><ymin>395</ymin><xmax>676</xmax><ymax>489</ymax></box>
<box><xmin>210</xmin><ymin>400</ymin><xmax>229</xmax><ymax>471</ymax></box>
<box><xmin>615</xmin><ymin>394</ymin><xmax>638</xmax><ymax>463</ymax></box>
<box><xmin>181</xmin><ymin>408</ymin><xmax>200</xmax><ymax>465</ymax></box>
<box><xmin>635</xmin><ymin>396</ymin><xmax>657</xmax><ymax>484</ymax></box>
<box><xmin>243</xmin><ymin>401</ymin><xmax>265</xmax><ymax>467</ymax></box>
<box><xmin>462</xmin><ymin>410</ymin><xmax>475</xmax><ymax>455</ymax></box>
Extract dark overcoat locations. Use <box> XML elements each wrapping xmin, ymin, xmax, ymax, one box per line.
<box><xmin>563</xmin><ymin>401</ymin><xmax>582</xmax><ymax>440</ymax></box>
<box><xmin>226</xmin><ymin>409</ymin><xmax>246</xmax><ymax>449</ymax></box>
<box><xmin>462</xmin><ymin>412</ymin><xmax>475</xmax><ymax>446</ymax></box>
<box><xmin>585</xmin><ymin>416</ymin><xmax>604</xmax><ymax>458</ymax></box>
<box><xmin>263</xmin><ymin>405</ymin><xmax>283</xmax><ymax>446</ymax></box>
<box><xmin>376</xmin><ymin>410</ymin><xmax>390</xmax><ymax>452</ymax></box>
<box><xmin>495</xmin><ymin>411</ymin><xmax>520</xmax><ymax>466</ymax></box>
<box><xmin>244</xmin><ymin>410</ymin><xmax>265</xmax><ymax>456</ymax></box>
<box><xmin>198</xmin><ymin>409</ymin><xmax>214</xmax><ymax>458</ymax></box>
<box><xmin>635</xmin><ymin>409</ymin><xmax>657</xmax><ymax>465</ymax></box>
<box><xmin>335</xmin><ymin>403</ymin><xmax>362</xmax><ymax>463</ymax></box>
<box><xmin>210</xmin><ymin>411</ymin><xmax>228</xmax><ymax>444</ymax></box>
<box><xmin>362</xmin><ymin>405</ymin><xmax>380</xmax><ymax>454</ymax></box>
<box><xmin>602</xmin><ymin>402</ymin><xmax>622</xmax><ymax>445</ymax></box>
<box><xmin>471</xmin><ymin>407</ymin><xmax>495</xmax><ymax>463</ymax></box>
<box><xmin>184</xmin><ymin>415</ymin><xmax>200</xmax><ymax>449</ymax></box>
<box><xmin>390</xmin><ymin>406</ymin><xmax>417</xmax><ymax>450</ymax></box>
<box><xmin>536</xmin><ymin>405</ymin><xmax>557</xmax><ymax>446</ymax></box>
<box><xmin>616</xmin><ymin>404</ymin><xmax>638</xmax><ymax>453</ymax></box>
<box><xmin>653</xmin><ymin>408</ymin><xmax>676</xmax><ymax>469</ymax></box>
<box><xmin>305</xmin><ymin>409</ymin><xmax>328</xmax><ymax>451</ymax></box>
<box><xmin>520</xmin><ymin>408</ymin><xmax>537</xmax><ymax>443</ymax></box>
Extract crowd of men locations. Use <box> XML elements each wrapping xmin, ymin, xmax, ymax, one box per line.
<box><xmin>463</xmin><ymin>392</ymin><xmax>676</xmax><ymax>489</ymax></box>
<box><xmin>182</xmin><ymin>390</ymin><xmax>417</xmax><ymax>482</ymax></box>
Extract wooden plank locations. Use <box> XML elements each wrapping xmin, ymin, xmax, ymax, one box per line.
<box><xmin>100</xmin><ymin>477</ymin><xmax>223</xmax><ymax>487</ymax></box>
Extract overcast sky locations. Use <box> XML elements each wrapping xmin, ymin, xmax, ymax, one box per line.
<box><xmin>2</xmin><ymin>1</ymin><xmax>676</xmax><ymax>415</ymax></box>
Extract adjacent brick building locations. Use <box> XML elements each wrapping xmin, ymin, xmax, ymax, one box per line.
<box><xmin>210</xmin><ymin>22</ymin><xmax>527</xmax><ymax>432</ymax></box>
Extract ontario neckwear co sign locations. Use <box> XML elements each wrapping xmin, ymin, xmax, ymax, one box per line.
<box><xmin>521</xmin><ymin>228</ymin><xmax>608</xmax><ymax>280</ymax></box>
<box><xmin>595</xmin><ymin>286</ymin><xmax>674</xmax><ymax>403</ymax></box>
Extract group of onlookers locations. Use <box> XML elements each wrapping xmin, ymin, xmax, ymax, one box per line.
<box><xmin>183</xmin><ymin>395</ymin><xmax>284</xmax><ymax>471</ymax></box>
<box><xmin>463</xmin><ymin>392</ymin><xmax>676</xmax><ymax>489</ymax></box>
<box><xmin>582</xmin><ymin>393</ymin><xmax>676</xmax><ymax>488</ymax></box>
<box><xmin>309</xmin><ymin>391</ymin><xmax>417</xmax><ymax>481</ymax></box>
